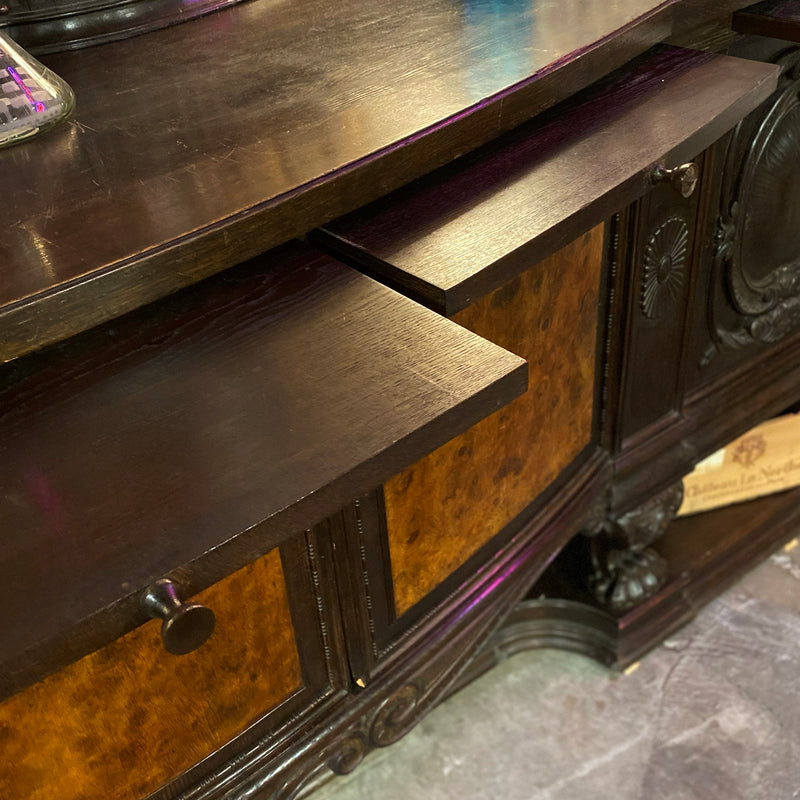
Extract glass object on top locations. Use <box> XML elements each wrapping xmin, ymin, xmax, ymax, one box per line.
<box><xmin>0</xmin><ymin>30</ymin><xmax>74</xmax><ymax>148</ymax></box>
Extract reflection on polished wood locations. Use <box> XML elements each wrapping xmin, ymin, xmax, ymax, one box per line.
<box><xmin>4</xmin><ymin>0</ymin><xmax>247</xmax><ymax>53</ymax></box>
<box><xmin>1</xmin><ymin>0</ymin><xmax>677</xmax><ymax>360</ymax></box>
<box><xmin>0</xmin><ymin>548</ymin><xmax>302</xmax><ymax>800</ymax></box>
<box><xmin>385</xmin><ymin>226</ymin><xmax>604</xmax><ymax>616</ymax></box>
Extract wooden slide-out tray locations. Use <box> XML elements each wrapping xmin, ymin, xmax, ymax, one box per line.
<box><xmin>0</xmin><ymin>243</ymin><xmax>526</xmax><ymax>699</ymax></box>
<box><xmin>314</xmin><ymin>46</ymin><xmax>778</xmax><ymax>315</ymax></box>
<box><xmin>734</xmin><ymin>0</ymin><xmax>800</xmax><ymax>41</ymax></box>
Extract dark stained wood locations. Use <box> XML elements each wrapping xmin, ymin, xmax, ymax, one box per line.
<box><xmin>617</xmin><ymin>170</ymin><xmax>703</xmax><ymax>445</ymax></box>
<box><xmin>682</xmin><ymin>332</ymin><xmax>800</xmax><ymax>466</ymax></box>
<box><xmin>314</xmin><ymin>46</ymin><xmax>778</xmax><ymax>314</ymax></box>
<box><xmin>323</xmin><ymin>493</ymin><xmax>395</xmax><ymax>686</ymax></box>
<box><xmin>0</xmin><ymin>547</ymin><xmax>302</xmax><ymax>800</ymax></box>
<box><xmin>593</xmin><ymin>97</ymin><xmax>800</xmax><ymax>514</ymax></box>
<box><xmin>519</xmin><ymin>489</ymin><xmax>800</xmax><ymax>669</ymax></box>
<box><xmin>3</xmin><ymin>8</ymin><xmax>798</xmax><ymax>798</ymax></box>
<box><xmin>384</xmin><ymin>227</ymin><xmax>604</xmax><ymax>616</ymax></box>
<box><xmin>231</xmin><ymin>451</ymin><xmax>612</xmax><ymax>800</ymax></box>
<box><xmin>668</xmin><ymin>0</ymin><xmax>751</xmax><ymax>50</ymax></box>
<box><xmin>0</xmin><ymin>242</ymin><xmax>526</xmax><ymax>700</ymax></box>
<box><xmin>161</xmin><ymin>529</ymin><xmax>351</xmax><ymax>800</ymax></box>
<box><xmin>4</xmin><ymin>0</ymin><xmax>246</xmax><ymax>54</ymax></box>
<box><xmin>618</xmin><ymin>488</ymin><xmax>800</xmax><ymax>664</ymax></box>
<box><xmin>733</xmin><ymin>0</ymin><xmax>800</xmax><ymax>39</ymax></box>
<box><xmin>2</xmin><ymin>0</ymin><xmax>684</xmax><ymax>361</ymax></box>
<box><xmin>610</xmin><ymin>325</ymin><xmax>800</xmax><ymax>512</ymax></box>
<box><xmin>692</xmin><ymin>45</ymin><xmax>800</xmax><ymax>373</ymax></box>
<box><xmin>450</xmin><ymin>598</ymin><xmax>619</xmax><ymax>694</ymax></box>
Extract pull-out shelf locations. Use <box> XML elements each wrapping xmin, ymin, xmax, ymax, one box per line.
<box><xmin>734</xmin><ymin>0</ymin><xmax>800</xmax><ymax>40</ymax></box>
<box><xmin>309</xmin><ymin>42</ymin><xmax>799</xmax><ymax>681</ymax></box>
<box><xmin>0</xmin><ymin>242</ymin><xmax>525</xmax><ymax>700</ymax></box>
<box><xmin>313</xmin><ymin>46</ymin><xmax>778</xmax><ymax>315</ymax></box>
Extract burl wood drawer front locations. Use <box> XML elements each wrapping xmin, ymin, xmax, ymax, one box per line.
<box><xmin>385</xmin><ymin>226</ymin><xmax>604</xmax><ymax>616</ymax></box>
<box><xmin>0</xmin><ymin>547</ymin><xmax>302</xmax><ymax>800</ymax></box>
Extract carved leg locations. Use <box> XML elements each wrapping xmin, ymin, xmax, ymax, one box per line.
<box><xmin>586</xmin><ymin>483</ymin><xmax>683</xmax><ymax>612</ymax></box>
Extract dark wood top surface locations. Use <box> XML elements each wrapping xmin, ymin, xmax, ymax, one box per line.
<box><xmin>314</xmin><ymin>46</ymin><xmax>779</xmax><ymax>314</ymax></box>
<box><xmin>0</xmin><ymin>243</ymin><xmax>526</xmax><ymax>699</ymax></box>
<box><xmin>733</xmin><ymin>0</ymin><xmax>800</xmax><ymax>39</ymax></box>
<box><xmin>2</xmin><ymin>0</ymin><xmax>685</xmax><ymax>362</ymax></box>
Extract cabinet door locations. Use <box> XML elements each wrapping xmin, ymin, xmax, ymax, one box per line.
<box><xmin>613</xmin><ymin>158</ymin><xmax>705</xmax><ymax>447</ymax></box>
<box><xmin>688</xmin><ymin>44</ymin><xmax>800</xmax><ymax>390</ymax></box>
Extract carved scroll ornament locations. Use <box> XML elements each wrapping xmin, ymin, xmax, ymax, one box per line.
<box><xmin>706</xmin><ymin>48</ymin><xmax>800</xmax><ymax>361</ymax></box>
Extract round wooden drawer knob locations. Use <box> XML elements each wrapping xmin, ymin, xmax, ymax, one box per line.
<box><xmin>652</xmin><ymin>162</ymin><xmax>699</xmax><ymax>198</ymax></box>
<box><xmin>141</xmin><ymin>579</ymin><xmax>216</xmax><ymax>655</ymax></box>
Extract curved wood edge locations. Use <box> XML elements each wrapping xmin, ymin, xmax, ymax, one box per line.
<box><xmin>143</xmin><ymin>449</ymin><xmax>611</xmax><ymax>800</ymax></box>
<box><xmin>3</xmin><ymin>0</ymin><xmax>246</xmax><ymax>54</ymax></box>
<box><xmin>448</xmin><ymin>599</ymin><xmax>619</xmax><ymax>696</ymax></box>
<box><xmin>470</xmin><ymin>485</ymin><xmax>800</xmax><ymax>683</ymax></box>
<box><xmin>0</xmin><ymin>243</ymin><xmax>526</xmax><ymax>703</ymax></box>
<box><xmin>1</xmin><ymin>0</ymin><xmax>678</xmax><ymax>362</ymax></box>
<box><xmin>313</xmin><ymin>47</ymin><xmax>778</xmax><ymax>315</ymax></box>
<box><xmin>733</xmin><ymin>1</ymin><xmax>800</xmax><ymax>42</ymax></box>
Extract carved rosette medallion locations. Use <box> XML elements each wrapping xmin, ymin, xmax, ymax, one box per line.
<box><xmin>640</xmin><ymin>216</ymin><xmax>689</xmax><ymax>320</ymax></box>
<box><xmin>705</xmin><ymin>48</ymin><xmax>800</xmax><ymax>363</ymax></box>
<box><xmin>370</xmin><ymin>684</ymin><xmax>422</xmax><ymax>747</ymax></box>
<box><xmin>327</xmin><ymin>734</ymin><xmax>368</xmax><ymax>776</ymax></box>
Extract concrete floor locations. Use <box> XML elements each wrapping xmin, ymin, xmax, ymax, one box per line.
<box><xmin>310</xmin><ymin>539</ymin><xmax>800</xmax><ymax>800</ymax></box>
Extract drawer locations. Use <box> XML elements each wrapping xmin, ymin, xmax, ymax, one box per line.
<box><xmin>0</xmin><ymin>242</ymin><xmax>526</xmax><ymax>795</ymax></box>
<box><xmin>686</xmin><ymin>38</ymin><xmax>800</xmax><ymax>391</ymax></box>
<box><xmin>312</xmin><ymin>46</ymin><xmax>779</xmax><ymax>618</ymax></box>
<box><xmin>0</xmin><ymin>541</ymin><xmax>318</xmax><ymax>800</ymax></box>
<box><xmin>383</xmin><ymin>227</ymin><xmax>605</xmax><ymax>619</ymax></box>
<box><xmin>313</xmin><ymin>46</ymin><xmax>777</xmax><ymax>319</ymax></box>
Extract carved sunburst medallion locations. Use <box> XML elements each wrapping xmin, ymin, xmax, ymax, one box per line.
<box><xmin>640</xmin><ymin>216</ymin><xmax>689</xmax><ymax>320</ymax></box>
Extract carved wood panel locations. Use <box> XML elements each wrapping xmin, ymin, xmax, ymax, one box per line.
<box><xmin>616</xmin><ymin>174</ymin><xmax>701</xmax><ymax>446</ymax></box>
<box><xmin>703</xmin><ymin>47</ymin><xmax>800</xmax><ymax>364</ymax></box>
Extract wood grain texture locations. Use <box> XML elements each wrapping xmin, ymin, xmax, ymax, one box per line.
<box><xmin>1</xmin><ymin>0</ymin><xmax>683</xmax><ymax>361</ymax></box>
<box><xmin>0</xmin><ymin>547</ymin><xmax>301</xmax><ymax>800</ymax></box>
<box><xmin>385</xmin><ymin>226</ymin><xmax>604</xmax><ymax>616</ymax></box>
<box><xmin>315</xmin><ymin>46</ymin><xmax>778</xmax><ymax>314</ymax></box>
<box><xmin>667</xmin><ymin>0</ymin><xmax>751</xmax><ymax>50</ymax></box>
<box><xmin>0</xmin><ymin>242</ymin><xmax>525</xmax><ymax>700</ymax></box>
<box><xmin>733</xmin><ymin>0</ymin><xmax>800</xmax><ymax>40</ymax></box>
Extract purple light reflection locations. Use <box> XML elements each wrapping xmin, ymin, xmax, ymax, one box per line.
<box><xmin>455</xmin><ymin>559</ymin><xmax>520</xmax><ymax>623</ymax></box>
<box><xmin>7</xmin><ymin>66</ymin><xmax>45</xmax><ymax>113</ymax></box>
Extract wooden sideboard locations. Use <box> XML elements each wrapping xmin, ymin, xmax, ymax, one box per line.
<box><xmin>2</xmin><ymin>1</ymin><xmax>800</xmax><ymax>798</ymax></box>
